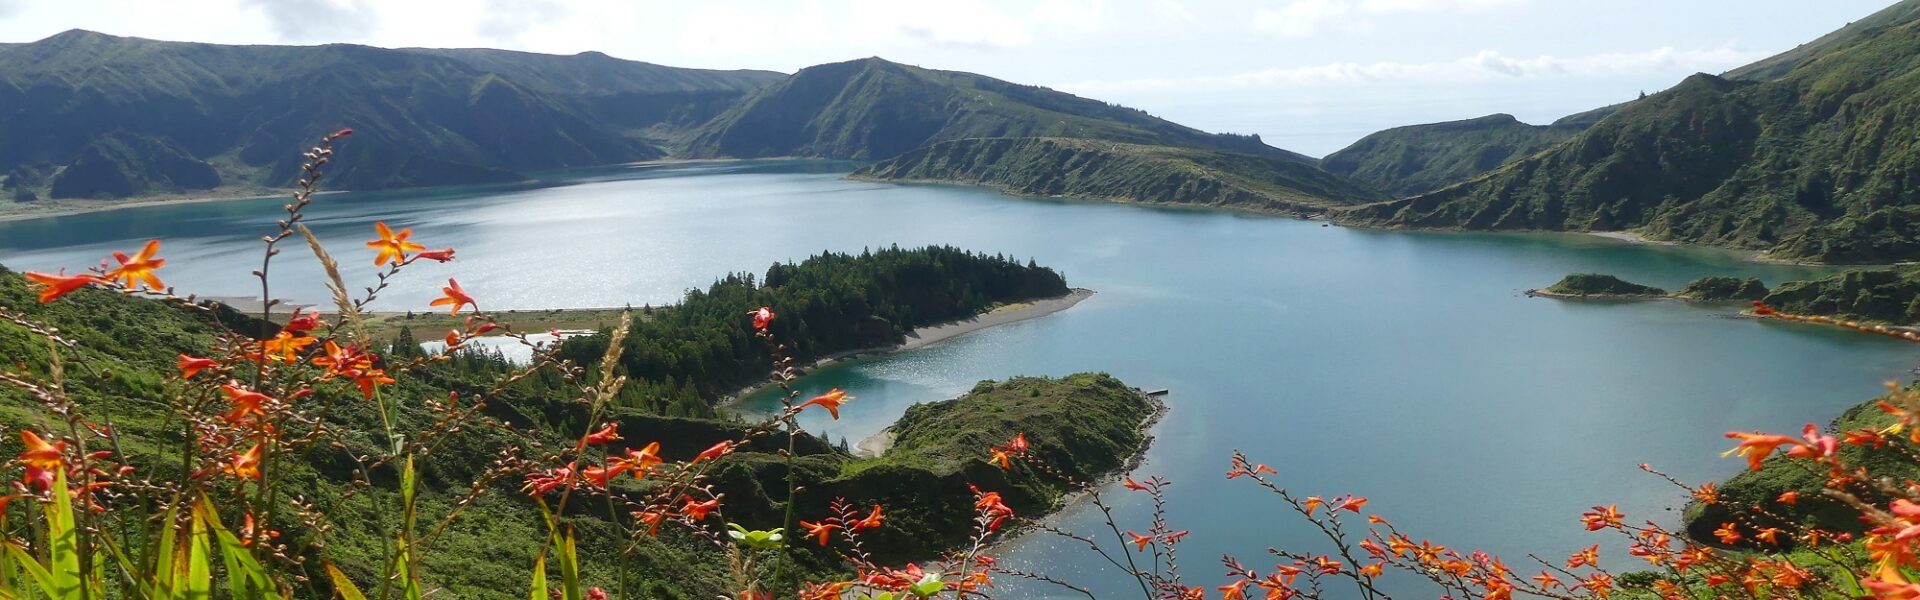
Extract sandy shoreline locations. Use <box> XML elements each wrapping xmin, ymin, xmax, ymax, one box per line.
<box><xmin>724</xmin><ymin>288</ymin><xmax>1095</xmax><ymax>405</ymax></box>
<box><xmin>0</xmin><ymin>189</ymin><xmax>345</xmax><ymax>223</ymax></box>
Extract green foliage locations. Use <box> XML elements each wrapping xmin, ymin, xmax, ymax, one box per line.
<box><xmin>1761</xmin><ymin>268</ymin><xmax>1920</xmax><ymax>324</ymax></box>
<box><xmin>684</xmin><ymin>57</ymin><xmax>1296</xmax><ymax>162</ymax></box>
<box><xmin>1322</xmin><ymin>114</ymin><xmax>1585</xmax><ymax>198</ymax></box>
<box><xmin>856</xmin><ymin>137</ymin><xmax>1382</xmax><ymax>214</ymax></box>
<box><xmin>1343</xmin><ymin>4</ymin><xmax>1920</xmax><ymax>263</ymax></box>
<box><xmin>0</xmin><ymin>30</ymin><xmax>779</xmax><ymax>198</ymax></box>
<box><xmin>557</xmin><ymin>245</ymin><xmax>1070</xmax><ymax>409</ymax></box>
<box><xmin>1677</xmin><ymin>276</ymin><xmax>1770</xmax><ymax>301</ymax></box>
<box><xmin>1542</xmin><ymin>273</ymin><xmax>1668</xmax><ymax>297</ymax></box>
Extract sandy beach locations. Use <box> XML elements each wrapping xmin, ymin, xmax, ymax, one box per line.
<box><xmin>723</xmin><ymin>288</ymin><xmax>1095</xmax><ymax>404</ymax></box>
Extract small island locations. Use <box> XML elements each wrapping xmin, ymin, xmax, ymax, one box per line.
<box><xmin>1529</xmin><ymin>273</ymin><xmax>1768</xmax><ymax>302</ymax></box>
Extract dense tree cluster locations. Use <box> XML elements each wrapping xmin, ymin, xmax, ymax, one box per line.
<box><xmin>558</xmin><ymin>245</ymin><xmax>1068</xmax><ymax>413</ymax></box>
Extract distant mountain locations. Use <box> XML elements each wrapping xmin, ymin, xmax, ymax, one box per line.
<box><xmin>1321</xmin><ymin>113</ymin><xmax>1586</xmax><ymax>198</ymax></box>
<box><xmin>856</xmin><ymin>137</ymin><xmax>1382</xmax><ymax>215</ymax></box>
<box><xmin>0</xmin><ymin>30</ymin><xmax>779</xmax><ymax>200</ymax></box>
<box><xmin>1341</xmin><ymin>1</ymin><xmax>1920</xmax><ymax>264</ymax></box>
<box><xmin>683</xmin><ymin>57</ymin><xmax>1295</xmax><ymax>161</ymax></box>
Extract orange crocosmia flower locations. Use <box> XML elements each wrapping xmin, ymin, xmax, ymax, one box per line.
<box><xmin>106</xmin><ymin>239</ymin><xmax>167</xmax><ymax>291</ymax></box>
<box><xmin>1581</xmin><ymin>504</ymin><xmax>1623</xmax><ymax>530</ymax></box>
<box><xmin>1776</xmin><ymin>490</ymin><xmax>1799</xmax><ymax>505</ymax></box>
<box><xmin>1006</xmin><ymin>432</ymin><xmax>1029</xmax><ymax>454</ymax></box>
<box><xmin>582</xmin><ymin>423</ymin><xmax>622</xmax><ymax>446</ymax></box>
<box><xmin>989</xmin><ymin>449</ymin><xmax>1012</xmax><ymax>470</ymax></box>
<box><xmin>799</xmin><ymin>581</ymin><xmax>852</xmax><ymax>600</ymax></box>
<box><xmin>178</xmin><ymin>354</ymin><xmax>220</xmax><ymax>378</ymax></box>
<box><xmin>259</xmin><ymin>331</ymin><xmax>317</xmax><ymax>363</ymax></box>
<box><xmin>609</xmin><ymin>442</ymin><xmax>664</xmax><ymax>479</ymax></box>
<box><xmin>681</xmin><ymin>496</ymin><xmax>721</xmax><ymax>521</ymax></box>
<box><xmin>524</xmin><ymin>463</ymin><xmax>576</xmax><ymax>495</ymax></box>
<box><xmin>1219</xmin><ymin>579</ymin><xmax>1250</xmax><ymax>600</ymax></box>
<box><xmin>635</xmin><ymin>510</ymin><xmax>666</xmax><ymax>536</ymax></box>
<box><xmin>1532</xmin><ymin>572</ymin><xmax>1563</xmax><ymax>589</ymax></box>
<box><xmin>228</xmin><ymin>443</ymin><xmax>264</xmax><ymax>480</ymax></box>
<box><xmin>1712</xmin><ymin>522</ymin><xmax>1741</xmax><ymax>545</ymax></box>
<box><xmin>351</xmin><ymin>368</ymin><xmax>395</xmax><ymax>399</ymax></box>
<box><xmin>1124</xmin><ymin>531</ymin><xmax>1152</xmax><ymax>551</ymax></box>
<box><xmin>749</xmin><ymin>306</ymin><xmax>775</xmax><ymax>330</ymax></box>
<box><xmin>1226</xmin><ymin>463</ymin><xmax>1276</xmax><ymax>479</ymax></box>
<box><xmin>692</xmin><ymin>441</ymin><xmax>734</xmax><ymax>465</ymax></box>
<box><xmin>430</xmin><ymin>278</ymin><xmax>477</xmax><ymax>315</ymax></box>
<box><xmin>1565</xmin><ymin>545</ymin><xmax>1599</xmax><ymax>569</ymax></box>
<box><xmin>413</xmin><ymin>248</ymin><xmax>456</xmax><ymax>263</ymax></box>
<box><xmin>799</xmin><ymin>520</ymin><xmax>839</xmax><ymax>546</ymax></box>
<box><xmin>366</xmin><ymin>222</ymin><xmax>426</xmax><ymax>266</ymax></box>
<box><xmin>23</xmin><ymin>271</ymin><xmax>99</xmax><ymax>303</ymax></box>
<box><xmin>282</xmin><ymin>308</ymin><xmax>320</xmax><ymax>333</ymax></box>
<box><xmin>852</xmin><ymin>504</ymin><xmax>885</xmax><ymax>530</ymax></box>
<box><xmin>1123</xmin><ymin>476</ymin><xmax>1149</xmax><ymax>491</ymax></box>
<box><xmin>1754</xmin><ymin>527</ymin><xmax>1784</xmax><ymax>546</ymax></box>
<box><xmin>1335</xmin><ymin>495</ymin><xmax>1368</xmax><ymax>513</ymax></box>
<box><xmin>219</xmin><ymin>385</ymin><xmax>273</xmax><ymax>424</ymax></box>
<box><xmin>800</xmin><ymin>388</ymin><xmax>850</xmax><ymax>419</ymax></box>
<box><xmin>1357</xmin><ymin>563</ymin><xmax>1383</xmax><ymax>578</ymax></box>
<box><xmin>1301</xmin><ymin>496</ymin><xmax>1325</xmax><ymax>516</ymax></box>
<box><xmin>18</xmin><ymin>430</ymin><xmax>66</xmax><ymax>491</ymax></box>
<box><xmin>1722</xmin><ymin>431</ymin><xmax>1799</xmax><ymax>471</ymax></box>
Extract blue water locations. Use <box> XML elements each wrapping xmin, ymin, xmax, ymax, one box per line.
<box><xmin>1</xmin><ymin>161</ymin><xmax>1911</xmax><ymax>598</ymax></box>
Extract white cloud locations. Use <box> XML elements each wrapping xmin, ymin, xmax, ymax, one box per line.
<box><xmin>1061</xmin><ymin>45</ymin><xmax>1766</xmax><ymax>93</ymax></box>
<box><xmin>240</xmin><ymin>0</ymin><xmax>373</xmax><ymax>42</ymax></box>
<box><xmin>1255</xmin><ymin>0</ymin><xmax>1528</xmax><ymax>37</ymax></box>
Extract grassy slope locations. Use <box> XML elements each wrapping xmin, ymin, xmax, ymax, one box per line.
<box><xmin>1321</xmin><ymin>114</ymin><xmax>1583</xmax><ymax>198</ymax></box>
<box><xmin>1542</xmin><ymin>273</ymin><xmax>1668</xmax><ymax>297</ymax></box>
<box><xmin>682</xmin><ymin>57</ymin><xmax>1296</xmax><ymax>162</ymax></box>
<box><xmin>1758</xmin><ymin>267</ymin><xmax>1920</xmax><ymax>324</ymax></box>
<box><xmin>853</xmin><ymin>137</ymin><xmax>1383</xmax><ymax>214</ymax></box>
<box><xmin>1340</xmin><ymin>4</ymin><xmax>1920</xmax><ymax>264</ymax></box>
<box><xmin>0</xmin><ymin>31</ymin><xmax>777</xmax><ymax>202</ymax></box>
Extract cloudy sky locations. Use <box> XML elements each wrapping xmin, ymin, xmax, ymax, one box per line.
<box><xmin>0</xmin><ymin>0</ymin><xmax>1896</xmax><ymax>155</ymax></box>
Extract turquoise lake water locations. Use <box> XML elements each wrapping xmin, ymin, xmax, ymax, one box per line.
<box><xmin>2</xmin><ymin>160</ymin><xmax>1915</xmax><ymax>597</ymax></box>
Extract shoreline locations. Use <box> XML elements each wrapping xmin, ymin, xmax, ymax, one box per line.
<box><xmin>987</xmin><ymin>389</ymin><xmax>1170</xmax><ymax>549</ymax></box>
<box><xmin>0</xmin><ymin>189</ymin><xmax>344</xmax><ymax>223</ymax></box>
<box><xmin>723</xmin><ymin>288</ymin><xmax>1095</xmax><ymax>406</ymax></box>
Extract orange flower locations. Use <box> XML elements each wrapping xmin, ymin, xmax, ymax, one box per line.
<box><xmin>1125</xmin><ymin>531</ymin><xmax>1152</xmax><ymax>551</ymax></box>
<box><xmin>682</xmin><ymin>496</ymin><xmax>721</xmax><ymax>521</ymax></box>
<box><xmin>800</xmin><ymin>520</ymin><xmax>839</xmax><ymax>546</ymax></box>
<box><xmin>1532</xmin><ymin>572</ymin><xmax>1563</xmax><ymax>589</ymax></box>
<box><xmin>18</xmin><ymin>430</ymin><xmax>65</xmax><ymax>491</ymax></box>
<box><xmin>852</xmin><ymin>504</ymin><xmax>885</xmax><ymax>530</ymax></box>
<box><xmin>749</xmin><ymin>307</ymin><xmax>775</xmax><ymax>330</ymax></box>
<box><xmin>989</xmin><ymin>449</ymin><xmax>1013</xmax><ymax>470</ymax></box>
<box><xmin>1335</xmin><ymin>495</ymin><xmax>1368</xmax><ymax>513</ymax></box>
<box><xmin>430</xmin><ymin>278</ymin><xmax>476</xmax><ymax>315</ymax></box>
<box><xmin>1006</xmin><ymin>432</ymin><xmax>1028</xmax><ymax>454</ymax></box>
<box><xmin>524</xmin><ymin>463</ymin><xmax>576</xmax><ymax>495</ymax></box>
<box><xmin>1123</xmin><ymin>476</ymin><xmax>1150</xmax><ymax>491</ymax></box>
<box><xmin>800</xmin><ymin>389</ymin><xmax>850</xmax><ymax>419</ymax></box>
<box><xmin>1219</xmin><ymin>579</ymin><xmax>1250</xmax><ymax>600</ymax></box>
<box><xmin>413</xmin><ymin>248</ymin><xmax>456</xmax><ymax>263</ymax></box>
<box><xmin>1302</xmin><ymin>496</ymin><xmax>1325</xmax><ymax>515</ymax></box>
<box><xmin>1565</xmin><ymin>545</ymin><xmax>1599</xmax><ymax>569</ymax></box>
<box><xmin>105</xmin><ymin>240</ymin><xmax>166</xmax><ymax>290</ymax></box>
<box><xmin>220</xmin><ymin>385</ymin><xmax>274</xmax><ymax>424</ymax></box>
<box><xmin>692</xmin><ymin>441</ymin><xmax>735</xmax><ymax>465</ymax></box>
<box><xmin>282</xmin><ymin>308</ymin><xmax>320</xmax><ymax>333</ymax></box>
<box><xmin>582</xmin><ymin>423</ymin><xmax>622</xmax><ymax>446</ymax></box>
<box><xmin>178</xmin><ymin>354</ymin><xmax>220</xmax><ymax>378</ymax></box>
<box><xmin>1722</xmin><ymin>431</ymin><xmax>1798</xmax><ymax>471</ymax></box>
<box><xmin>259</xmin><ymin>331</ymin><xmax>317</xmax><ymax>363</ymax></box>
<box><xmin>23</xmin><ymin>271</ymin><xmax>98</xmax><ymax>303</ymax></box>
<box><xmin>350</xmin><ymin>368</ymin><xmax>395</xmax><ymax>399</ymax></box>
<box><xmin>1754</xmin><ymin>527</ymin><xmax>1783</xmax><ymax>545</ymax></box>
<box><xmin>228</xmin><ymin>443</ymin><xmax>264</xmax><ymax>480</ymax></box>
<box><xmin>1712</xmin><ymin>522</ymin><xmax>1741</xmax><ymax>545</ymax></box>
<box><xmin>635</xmin><ymin>510</ymin><xmax>666</xmax><ymax>536</ymax></box>
<box><xmin>607</xmin><ymin>442</ymin><xmax>664</xmax><ymax>479</ymax></box>
<box><xmin>1357</xmin><ymin>563</ymin><xmax>1383</xmax><ymax>578</ymax></box>
<box><xmin>1227</xmin><ymin>463</ymin><xmax>1277</xmax><ymax>479</ymax></box>
<box><xmin>1581</xmin><ymin>504</ymin><xmax>1623</xmax><ymax>531</ymax></box>
<box><xmin>799</xmin><ymin>581</ymin><xmax>852</xmax><ymax>600</ymax></box>
<box><xmin>1776</xmin><ymin>490</ymin><xmax>1799</xmax><ymax>505</ymax></box>
<box><xmin>366</xmin><ymin>222</ymin><xmax>426</xmax><ymax>266</ymax></box>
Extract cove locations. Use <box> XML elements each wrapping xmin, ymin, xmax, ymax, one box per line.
<box><xmin>1</xmin><ymin>161</ymin><xmax>1913</xmax><ymax>598</ymax></box>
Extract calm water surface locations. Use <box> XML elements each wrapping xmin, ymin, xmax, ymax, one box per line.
<box><xmin>2</xmin><ymin>161</ymin><xmax>1913</xmax><ymax>598</ymax></box>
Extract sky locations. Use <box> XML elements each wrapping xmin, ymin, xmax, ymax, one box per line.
<box><xmin>0</xmin><ymin>0</ymin><xmax>1899</xmax><ymax>156</ymax></box>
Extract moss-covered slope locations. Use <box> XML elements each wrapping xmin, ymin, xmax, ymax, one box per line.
<box><xmin>854</xmin><ymin>137</ymin><xmax>1383</xmax><ymax>214</ymax></box>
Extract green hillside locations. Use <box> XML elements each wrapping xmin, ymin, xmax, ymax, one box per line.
<box><xmin>1321</xmin><ymin>113</ymin><xmax>1585</xmax><ymax>197</ymax></box>
<box><xmin>682</xmin><ymin>57</ymin><xmax>1295</xmax><ymax>162</ymax></box>
<box><xmin>1340</xmin><ymin>4</ymin><xmax>1920</xmax><ymax>264</ymax></box>
<box><xmin>855</xmin><ymin>137</ymin><xmax>1383</xmax><ymax>214</ymax></box>
<box><xmin>0</xmin><ymin>30</ymin><xmax>777</xmax><ymax>201</ymax></box>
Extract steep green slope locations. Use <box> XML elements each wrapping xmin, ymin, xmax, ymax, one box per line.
<box><xmin>854</xmin><ymin>137</ymin><xmax>1382</xmax><ymax>214</ymax></box>
<box><xmin>1541</xmin><ymin>273</ymin><xmax>1667</xmax><ymax>297</ymax></box>
<box><xmin>683</xmin><ymin>57</ymin><xmax>1296</xmax><ymax>162</ymax></box>
<box><xmin>1322</xmin><ymin>114</ymin><xmax>1584</xmax><ymax>197</ymax></box>
<box><xmin>0</xmin><ymin>31</ymin><xmax>774</xmax><ymax>200</ymax></box>
<box><xmin>1341</xmin><ymin>9</ymin><xmax>1920</xmax><ymax>264</ymax></box>
<box><xmin>1758</xmin><ymin>267</ymin><xmax>1920</xmax><ymax>324</ymax></box>
<box><xmin>1725</xmin><ymin>0</ymin><xmax>1920</xmax><ymax>81</ymax></box>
